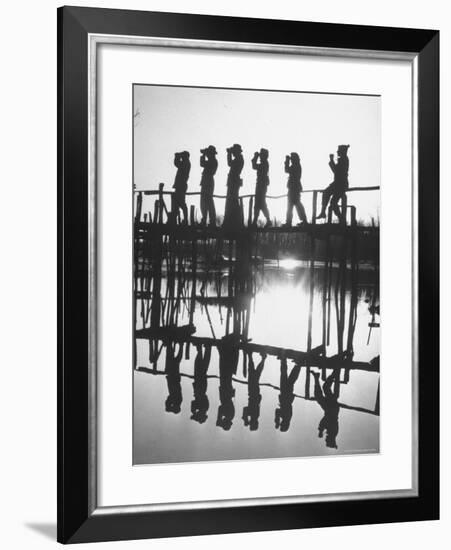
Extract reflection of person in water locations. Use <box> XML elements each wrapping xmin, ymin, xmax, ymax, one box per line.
<box><xmin>251</xmin><ymin>148</ymin><xmax>272</xmax><ymax>227</ymax></box>
<box><xmin>200</xmin><ymin>145</ymin><xmax>218</xmax><ymax>227</ymax></box>
<box><xmin>312</xmin><ymin>371</ymin><xmax>340</xmax><ymax>449</ymax></box>
<box><xmin>274</xmin><ymin>353</ymin><xmax>301</xmax><ymax>432</ymax></box>
<box><xmin>164</xmin><ymin>341</ymin><xmax>184</xmax><ymax>414</ymax></box>
<box><xmin>216</xmin><ymin>336</ymin><xmax>239</xmax><ymax>430</ymax></box>
<box><xmin>242</xmin><ymin>352</ymin><xmax>266</xmax><ymax>431</ymax></box>
<box><xmin>172</xmin><ymin>151</ymin><xmax>190</xmax><ymax>224</ymax></box>
<box><xmin>316</xmin><ymin>144</ymin><xmax>350</xmax><ymax>222</ymax></box>
<box><xmin>283</xmin><ymin>152</ymin><xmax>308</xmax><ymax>227</ymax></box>
<box><xmin>190</xmin><ymin>344</ymin><xmax>211</xmax><ymax>424</ymax></box>
<box><xmin>223</xmin><ymin>144</ymin><xmax>244</xmax><ymax>228</ymax></box>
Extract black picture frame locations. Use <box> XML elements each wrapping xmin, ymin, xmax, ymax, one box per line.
<box><xmin>57</xmin><ymin>5</ymin><xmax>439</xmax><ymax>544</ymax></box>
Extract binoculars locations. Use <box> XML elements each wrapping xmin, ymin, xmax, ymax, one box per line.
<box><xmin>200</xmin><ymin>148</ymin><xmax>208</xmax><ymax>154</ymax></box>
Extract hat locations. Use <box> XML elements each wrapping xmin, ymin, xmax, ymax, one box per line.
<box><xmin>207</xmin><ymin>145</ymin><xmax>217</xmax><ymax>155</ymax></box>
<box><xmin>232</xmin><ymin>143</ymin><xmax>242</xmax><ymax>153</ymax></box>
<box><xmin>338</xmin><ymin>144</ymin><xmax>350</xmax><ymax>152</ymax></box>
<box><xmin>260</xmin><ymin>148</ymin><xmax>269</xmax><ymax>156</ymax></box>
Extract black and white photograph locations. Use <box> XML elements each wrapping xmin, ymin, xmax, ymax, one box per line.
<box><xmin>0</xmin><ymin>0</ymin><xmax>444</xmax><ymax>546</ymax></box>
<box><xmin>132</xmin><ymin>84</ymin><xmax>381</xmax><ymax>465</ymax></box>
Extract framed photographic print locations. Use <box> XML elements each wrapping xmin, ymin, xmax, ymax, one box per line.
<box><xmin>57</xmin><ymin>6</ymin><xmax>439</xmax><ymax>544</ymax></box>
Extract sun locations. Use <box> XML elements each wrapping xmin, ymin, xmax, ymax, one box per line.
<box><xmin>279</xmin><ymin>258</ymin><xmax>298</xmax><ymax>270</ymax></box>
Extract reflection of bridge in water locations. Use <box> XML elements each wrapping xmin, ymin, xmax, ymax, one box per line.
<box><xmin>133</xmin><ymin>184</ymin><xmax>380</xmax><ymax>440</ymax></box>
<box><xmin>136</xmin><ymin>344</ymin><xmax>379</xmax><ymax>416</ymax></box>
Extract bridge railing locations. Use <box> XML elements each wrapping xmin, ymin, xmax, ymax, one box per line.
<box><xmin>133</xmin><ymin>184</ymin><xmax>380</xmax><ymax>228</ymax></box>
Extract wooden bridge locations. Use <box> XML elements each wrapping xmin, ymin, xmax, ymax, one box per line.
<box><xmin>134</xmin><ymin>183</ymin><xmax>380</xmax><ymax>233</ymax></box>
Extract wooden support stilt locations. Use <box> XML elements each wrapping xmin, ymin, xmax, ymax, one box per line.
<box><xmin>248</xmin><ymin>196</ymin><xmax>254</xmax><ymax>227</ymax></box>
<box><xmin>158</xmin><ymin>183</ymin><xmax>164</xmax><ymax>223</ymax></box>
<box><xmin>341</xmin><ymin>194</ymin><xmax>348</xmax><ymax>226</ymax></box>
<box><xmin>189</xmin><ymin>240</ymin><xmax>197</xmax><ymax>326</ymax></box>
<box><xmin>170</xmin><ymin>192</ymin><xmax>176</xmax><ymax>225</ymax></box>
<box><xmin>135</xmin><ymin>192</ymin><xmax>143</xmax><ymax>223</ymax></box>
<box><xmin>312</xmin><ymin>190</ymin><xmax>318</xmax><ymax>224</ymax></box>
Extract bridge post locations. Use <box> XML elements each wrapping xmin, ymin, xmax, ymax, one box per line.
<box><xmin>312</xmin><ymin>191</ymin><xmax>318</xmax><ymax>224</ymax></box>
<box><xmin>341</xmin><ymin>194</ymin><xmax>348</xmax><ymax>226</ymax></box>
<box><xmin>158</xmin><ymin>183</ymin><xmax>164</xmax><ymax>223</ymax></box>
<box><xmin>150</xmin><ymin>234</ymin><xmax>163</xmax><ymax>328</ymax></box>
<box><xmin>350</xmin><ymin>205</ymin><xmax>356</xmax><ymax>227</ymax></box>
<box><xmin>135</xmin><ymin>192</ymin><xmax>143</xmax><ymax>223</ymax></box>
<box><xmin>189</xmin><ymin>239</ymin><xmax>197</xmax><ymax>326</ymax></box>
<box><xmin>247</xmin><ymin>196</ymin><xmax>253</xmax><ymax>227</ymax></box>
<box><xmin>169</xmin><ymin>192</ymin><xmax>176</xmax><ymax>225</ymax></box>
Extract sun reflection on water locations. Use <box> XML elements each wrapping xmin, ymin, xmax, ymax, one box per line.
<box><xmin>279</xmin><ymin>258</ymin><xmax>299</xmax><ymax>270</ymax></box>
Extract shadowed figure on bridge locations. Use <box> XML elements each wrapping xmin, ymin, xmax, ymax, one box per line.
<box><xmin>251</xmin><ymin>148</ymin><xmax>272</xmax><ymax>227</ymax></box>
<box><xmin>164</xmin><ymin>341</ymin><xmax>184</xmax><ymax>414</ymax></box>
<box><xmin>216</xmin><ymin>335</ymin><xmax>240</xmax><ymax>430</ymax></box>
<box><xmin>242</xmin><ymin>352</ymin><xmax>266</xmax><ymax>431</ymax></box>
<box><xmin>190</xmin><ymin>343</ymin><xmax>211</xmax><ymax>424</ymax></box>
<box><xmin>283</xmin><ymin>152</ymin><xmax>308</xmax><ymax>227</ymax></box>
<box><xmin>172</xmin><ymin>151</ymin><xmax>190</xmax><ymax>224</ymax></box>
<box><xmin>223</xmin><ymin>144</ymin><xmax>244</xmax><ymax>229</ymax></box>
<box><xmin>316</xmin><ymin>144</ymin><xmax>350</xmax><ymax>223</ymax></box>
<box><xmin>274</xmin><ymin>353</ymin><xmax>301</xmax><ymax>432</ymax></box>
<box><xmin>200</xmin><ymin>145</ymin><xmax>218</xmax><ymax>227</ymax></box>
<box><xmin>312</xmin><ymin>370</ymin><xmax>340</xmax><ymax>449</ymax></box>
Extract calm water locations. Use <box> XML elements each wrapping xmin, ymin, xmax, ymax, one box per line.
<box><xmin>133</xmin><ymin>260</ymin><xmax>380</xmax><ymax>464</ymax></box>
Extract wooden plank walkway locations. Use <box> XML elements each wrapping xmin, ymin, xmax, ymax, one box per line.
<box><xmin>134</xmin><ymin>220</ymin><xmax>378</xmax><ymax>240</ymax></box>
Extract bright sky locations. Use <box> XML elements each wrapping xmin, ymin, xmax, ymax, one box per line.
<box><xmin>134</xmin><ymin>85</ymin><xmax>380</xmax><ymax>224</ymax></box>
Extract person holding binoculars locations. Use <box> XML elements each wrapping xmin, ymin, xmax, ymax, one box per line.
<box><xmin>172</xmin><ymin>151</ymin><xmax>190</xmax><ymax>224</ymax></box>
<box><xmin>283</xmin><ymin>152</ymin><xmax>308</xmax><ymax>227</ymax></box>
<box><xmin>251</xmin><ymin>148</ymin><xmax>272</xmax><ymax>227</ymax></box>
<box><xmin>316</xmin><ymin>144</ymin><xmax>350</xmax><ymax>222</ymax></box>
<box><xmin>199</xmin><ymin>145</ymin><xmax>218</xmax><ymax>227</ymax></box>
<box><xmin>223</xmin><ymin>143</ymin><xmax>244</xmax><ymax>229</ymax></box>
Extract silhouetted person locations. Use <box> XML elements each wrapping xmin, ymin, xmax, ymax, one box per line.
<box><xmin>251</xmin><ymin>149</ymin><xmax>272</xmax><ymax>227</ymax></box>
<box><xmin>200</xmin><ymin>145</ymin><xmax>218</xmax><ymax>226</ymax></box>
<box><xmin>172</xmin><ymin>151</ymin><xmax>190</xmax><ymax>224</ymax></box>
<box><xmin>316</xmin><ymin>144</ymin><xmax>350</xmax><ymax>222</ymax></box>
<box><xmin>190</xmin><ymin>343</ymin><xmax>211</xmax><ymax>424</ymax></box>
<box><xmin>164</xmin><ymin>341</ymin><xmax>184</xmax><ymax>414</ymax></box>
<box><xmin>312</xmin><ymin>370</ymin><xmax>340</xmax><ymax>449</ymax></box>
<box><xmin>274</xmin><ymin>353</ymin><xmax>301</xmax><ymax>432</ymax></box>
<box><xmin>283</xmin><ymin>152</ymin><xmax>308</xmax><ymax>227</ymax></box>
<box><xmin>223</xmin><ymin>144</ymin><xmax>244</xmax><ymax>229</ymax></box>
<box><xmin>242</xmin><ymin>352</ymin><xmax>266</xmax><ymax>431</ymax></box>
<box><xmin>216</xmin><ymin>335</ymin><xmax>239</xmax><ymax>430</ymax></box>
